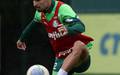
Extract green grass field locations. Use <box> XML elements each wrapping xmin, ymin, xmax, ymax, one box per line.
<box><xmin>73</xmin><ymin>13</ymin><xmax>120</xmax><ymax>75</ymax></box>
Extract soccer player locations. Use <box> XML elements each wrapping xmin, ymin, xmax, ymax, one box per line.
<box><xmin>16</xmin><ymin>0</ymin><xmax>94</xmax><ymax>75</ymax></box>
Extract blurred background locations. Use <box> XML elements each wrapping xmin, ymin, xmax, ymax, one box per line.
<box><xmin>1</xmin><ymin>0</ymin><xmax>120</xmax><ymax>75</ymax></box>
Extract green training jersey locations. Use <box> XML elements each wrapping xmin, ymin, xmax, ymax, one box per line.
<box><xmin>34</xmin><ymin>1</ymin><xmax>77</xmax><ymax>24</ymax></box>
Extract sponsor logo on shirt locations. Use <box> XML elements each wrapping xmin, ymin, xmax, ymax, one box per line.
<box><xmin>48</xmin><ymin>26</ymin><xmax>68</xmax><ymax>40</ymax></box>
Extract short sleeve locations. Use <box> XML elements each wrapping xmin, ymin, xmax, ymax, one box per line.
<box><xmin>58</xmin><ymin>4</ymin><xmax>77</xmax><ymax>23</ymax></box>
<box><xmin>34</xmin><ymin>10</ymin><xmax>41</xmax><ymax>22</ymax></box>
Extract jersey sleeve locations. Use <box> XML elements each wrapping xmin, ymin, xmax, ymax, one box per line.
<box><xmin>59</xmin><ymin>4</ymin><xmax>77</xmax><ymax>23</ymax></box>
<box><xmin>19</xmin><ymin>20</ymin><xmax>37</xmax><ymax>41</ymax></box>
<box><xmin>59</xmin><ymin>4</ymin><xmax>85</xmax><ymax>35</ymax></box>
<box><xmin>34</xmin><ymin>10</ymin><xmax>41</xmax><ymax>22</ymax></box>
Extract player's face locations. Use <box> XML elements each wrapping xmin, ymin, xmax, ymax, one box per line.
<box><xmin>33</xmin><ymin>0</ymin><xmax>51</xmax><ymax>12</ymax></box>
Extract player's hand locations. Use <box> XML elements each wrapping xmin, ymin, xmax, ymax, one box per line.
<box><xmin>16</xmin><ymin>40</ymin><xmax>26</xmax><ymax>51</ymax></box>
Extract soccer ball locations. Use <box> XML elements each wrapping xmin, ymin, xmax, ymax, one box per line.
<box><xmin>26</xmin><ymin>65</ymin><xmax>50</xmax><ymax>75</ymax></box>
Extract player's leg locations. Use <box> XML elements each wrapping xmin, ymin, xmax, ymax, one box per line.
<box><xmin>52</xmin><ymin>55</ymin><xmax>91</xmax><ymax>75</ymax></box>
<box><xmin>58</xmin><ymin>40</ymin><xmax>89</xmax><ymax>75</ymax></box>
<box><xmin>68</xmin><ymin>42</ymin><xmax>93</xmax><ymax>74</ymax></box>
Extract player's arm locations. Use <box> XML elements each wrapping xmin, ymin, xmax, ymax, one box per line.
<box><xmin>17</xmin><ymin>10</ymin><xmax>41</xmax><ymax>50</ymax></box>
<box><xmin>19</xmin><ymin>10</ymin><xmax>41</xmax><ymax>41</ymax></box>
<box><xmin>18</xmin><ymin>20</ymin><xmax>37</xmax><ymax>42</ymax></box>
<box><xmin>17</xmin><ymin>19</ymin><xmax>37</xmax><ymax>50</ymax></box>
<box><xmin>59</xmin><ymin>4</ymin><xmax>85</xmax><ymax>35</ymax></box>
<box><xmin>63</xmin><ymin>16</ymin><xmax>85</xmax><ymax>35</ymax></box>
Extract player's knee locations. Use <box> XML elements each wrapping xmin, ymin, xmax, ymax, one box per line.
<box><xmin>73</xmin><ymin>41</ymin><xmax>85</xmax><ymax>48</ymax></box>
<box><xmin>72</xmin><ymin>41</ymin><xmax>88</xmax><ymax>59</ymax></box>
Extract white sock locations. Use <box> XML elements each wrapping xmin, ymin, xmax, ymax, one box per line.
<box><xmin>57</xmin><ymin>68</ymin><xmax>68</xmax><ymax>75</ymax></box>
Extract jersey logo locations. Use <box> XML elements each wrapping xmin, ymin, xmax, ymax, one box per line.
<box><xmin>48</xmin><ymin>26</ymin><xmax>68</xmax><ymax>40</ymax></box>
<box><xmin>58</xmin><ymin>48</ymin><xmax>72</xmax><ymax>57</ymax></box>
<box><xmin>53</xmin><ymin>20</ymin><xmax>59</xmax><ymax>28</ymax></box>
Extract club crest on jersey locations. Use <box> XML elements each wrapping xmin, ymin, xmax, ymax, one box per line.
<box><xmin>53</xmin><ymin>20</ymin><xmax>59</xmax><ymax>28</ymax></box>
